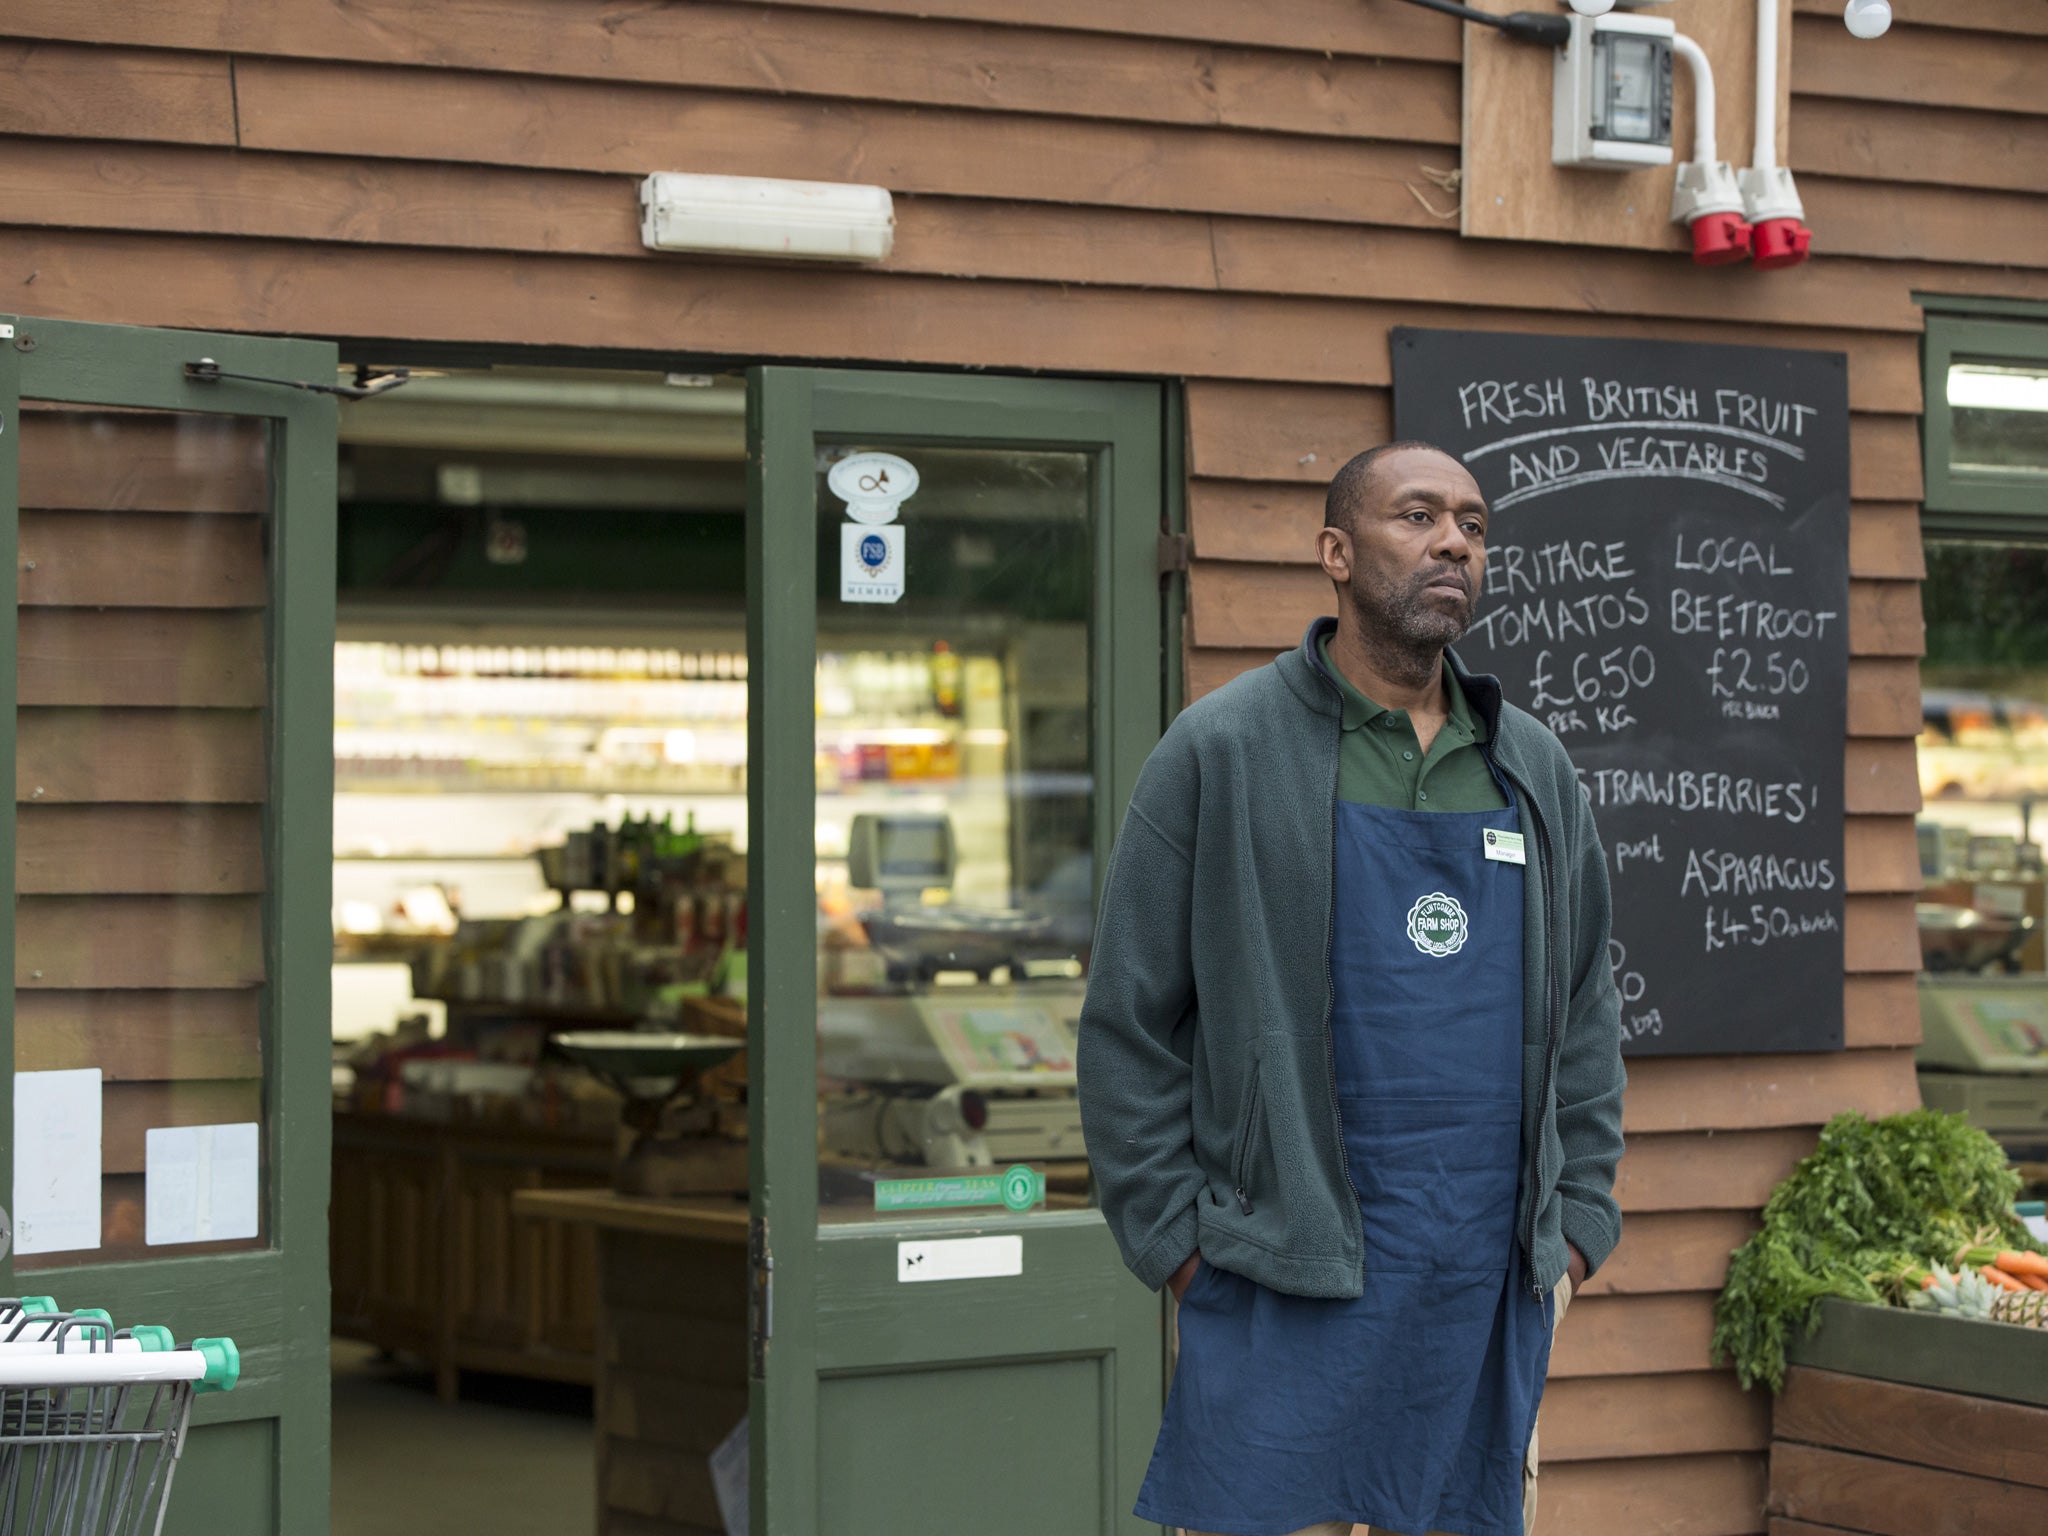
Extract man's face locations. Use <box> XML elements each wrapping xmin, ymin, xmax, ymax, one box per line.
<box><xmin>1321</xmin><ymin>448</ymin><xmax>1489</xmax><ymax>651</ymax></box>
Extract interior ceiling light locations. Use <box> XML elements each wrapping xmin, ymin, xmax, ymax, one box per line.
<box><xmin>1949</xmin><ymin>366</ymin><xmax>2048</xmax><ymax>414</ymax></box>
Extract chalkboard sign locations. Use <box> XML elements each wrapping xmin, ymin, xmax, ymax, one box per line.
<box><xmin>1391</xmin><ymin>328</ymin><xmax>1850</xmax><ymax>1056</ymax></box>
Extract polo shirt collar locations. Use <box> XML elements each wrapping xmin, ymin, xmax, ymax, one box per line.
<box><xmin>1315</xmin><ymin>631</ymin><xmax>1487</xmax><ymax>742</ymax></box>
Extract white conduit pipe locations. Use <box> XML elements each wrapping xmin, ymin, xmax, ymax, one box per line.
<box><xmin>1671</xmin><ymin>34</ymin><xmax>1716</xmax><ymax>165</ymax></box>
<box><xmin>1754</xmin><ymin>0</ymin><xmax>1779</xmax><ymax>171</ymax></box>
<box><xmin>1740</xmin><ymin>0</ymin><xmax>1808</xmax><ymax>266</ymax></box>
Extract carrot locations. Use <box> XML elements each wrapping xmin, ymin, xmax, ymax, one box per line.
<box><xmin>1981</xmin><ymin>1264</ymin><xmax>2028</xmax><ymax>1293</ymax></box>
<box><xmin>1996</xmin><ymin>1249</ymin><xmax>2048</xmax><ymax>1279</ymax></box>
<box><xmin>2021</xmin><ymin>1274</ymin><xmax>2048</xmax><ymax>1293</ymax></box>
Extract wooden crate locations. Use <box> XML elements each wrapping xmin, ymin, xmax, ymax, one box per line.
<box><xmin>1770</xmin><ymin>1301</ymin><xmax>2048</xmax><ymax>1534</ymax></box>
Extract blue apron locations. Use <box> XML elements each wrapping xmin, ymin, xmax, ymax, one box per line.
<box><xmin>1134</xmin><ymin>797</ymin><xmax>1551</xmax><ymax>1536</ymax></box>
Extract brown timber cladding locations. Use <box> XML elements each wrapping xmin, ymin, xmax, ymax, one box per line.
<box><xmin>14</xmin><ymin>408</ymin><xmax>269</xmax><ymax>1265</ymax></box>
<box><xmin>0</xmin><ymin>0</ymin><xmax>2036</xmax><ymax>1527</ymax></box>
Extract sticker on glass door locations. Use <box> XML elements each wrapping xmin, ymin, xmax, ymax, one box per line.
<box><xmin>830</xmin><ymin>450</ymin><xmax>915</xmax><ymax>603</ymax></box>
<box><xmin>841</xmin><ymin>523</ymin><xmax>906</xmax><ymax>604</ymax></box>
<box><xmin>829</xmin><ymin>451</ymin><xmax>919</xmax><ymax>523</ymax></box>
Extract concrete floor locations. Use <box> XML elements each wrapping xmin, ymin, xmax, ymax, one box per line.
<box><xmin>330</xmin><ymin>1340</ymin><xmax>595</xmax><ymax>1536</ymax></box>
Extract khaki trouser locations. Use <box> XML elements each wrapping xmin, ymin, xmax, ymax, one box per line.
<box><xmin>1183</xmin><ymin>1271</ymin><xmax>1575</xmax><ymax>1536</ymax></box>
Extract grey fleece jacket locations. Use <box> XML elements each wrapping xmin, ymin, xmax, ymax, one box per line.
<box><xmin>1077</xmin><ymin>617</ymin><xmax>1626</xmax><ymax>1299</ymax></box>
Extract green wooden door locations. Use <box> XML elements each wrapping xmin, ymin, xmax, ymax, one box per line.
<box><xmin>0</xmin><ymin>317</ymin><xmax>338</xmax><ymax>1534</ymax></box>
<box><xmin>746</xmin><ymin>369</ymin><xmax>1169</xmax><ymax>1535</ymax></box>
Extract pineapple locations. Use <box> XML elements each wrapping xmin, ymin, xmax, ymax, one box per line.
<box><xmin>1910</xmin><ymin>1264</ymin><xmax>2002</xmax><ymax>1321</ymax></box>
<box><xmin>1992</xmin><ymin>1289</ymin><xmax>2048</xmax><ymax>1329</ymax></box>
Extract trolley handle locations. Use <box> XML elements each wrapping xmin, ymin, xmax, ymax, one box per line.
<box><xmin>0</xmin><ymin>1320</ymin><xmax>176</xmax><ymax>1356</ymax></box>
<box><xmin>0</xmin><ymin>1308</ymin><xmax>113</xmax><ymax>1347</ymax></box>
<box><xmin>0</xmin><ymin>1297</ymin><xmax>62</xmax><ymax>1339</ymax></box>
<box><xmin>0</xmin><ymin>1337</ymin><xmax>239</xmax><ymax>1392</ymax></box>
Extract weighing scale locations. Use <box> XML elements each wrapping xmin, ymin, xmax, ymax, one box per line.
<box><xmin>818</xmin><ymin>986</ymin><xmax>1087</xmax><ymax>1167</ymax></box>
<box><xmin>1918</xmin><ymin>978</ymin><xmax>2048</xmax><ymax>1143</ymax></box>
<box><xmin>817</xmin><ymin>812</ymin><xmax>1088</xmax><ymax>1169</ymax></box>
<box><xmin>551</xmin><ymin>1031</ymin><xmax>747</xmax><ymax>1197</ymax></box>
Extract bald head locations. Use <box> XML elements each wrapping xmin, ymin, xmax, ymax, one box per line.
<box><xmin>1325</xmin><ymin>441</ymin><xmax>1471</xmax><ymax>535</ymax></box>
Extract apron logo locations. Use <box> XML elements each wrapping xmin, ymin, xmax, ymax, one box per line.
<box><xmin>1405</xmin><ymin>892</ymin><xmax>1470</xmax><ymax>958</ymax></box>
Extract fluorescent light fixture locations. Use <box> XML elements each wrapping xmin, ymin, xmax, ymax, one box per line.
<box><xmin>640</xmin><ymin>172</ymin><xmax>894</xmax><ymax>263</ymax></box>
<box><xmin>1950</xmin><ymin>364</ymin><xmax>2048</xmax><ymax>414</ymax></box>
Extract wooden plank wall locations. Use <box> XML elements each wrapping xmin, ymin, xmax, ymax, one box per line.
<box><xmin>14</xmin><ymin>407</ymin><xmax>269</xmax><ymax>1264</ymax></box>
<box><xmin>0</xmin><ymin>0</ymin><xmax>2038</xmax><ymax>1526</ymax></box>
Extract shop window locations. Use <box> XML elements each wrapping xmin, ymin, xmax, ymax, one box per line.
<box><xmin>1921</xmin><ymin>542</ymin><xmax>2048</xmax><ymax>876</ymax></box>
<box><xmin>1922</xmin><ymin>314</ymin><xmax>2048</xmax><ymax>535</ymax></box>
<box><xmin>1915</xmin><ymin>305</ymin><xmax>2048</xmax><ymax>1193</ymax></box>
<box><xmin>1916</xmin><ymin>541</ymin><xmax>2048</xmax><ymax>1174</ymax></box>
<box><xmin>1916</xmin><ymin>307</ymin><xmax>2048</xmax><ymax>953</ymax></box>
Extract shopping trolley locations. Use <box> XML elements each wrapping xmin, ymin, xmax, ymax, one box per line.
<box><xmin>0</xmin><ymin>1299</ymin><xmax>238</xmax><ymax>1536</ymax></box>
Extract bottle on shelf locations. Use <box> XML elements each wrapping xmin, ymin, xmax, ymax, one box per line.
<box><xmin>931</xmin><ymin>642</ymin><xmax>962</xmax><ymax>718</ymax></box>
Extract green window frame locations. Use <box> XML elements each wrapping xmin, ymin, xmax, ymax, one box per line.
<box><xmin>1921</xmin><ymin>302</ymin><xmax>2048</xmax><ymax>538</ymax></box>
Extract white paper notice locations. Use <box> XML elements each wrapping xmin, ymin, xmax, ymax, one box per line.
<box><xmin>709</xmin><ymin>1414</ymin><xmax>749</xmax><ymax>1536</ymax></box>
<box><xmin>897</xmin><ymin>1234</ymin><xmax>1024</xmax><ymax>1282</ymax></box>
<box><xmin>14</xmin><ymin>1068</ymin><xmax>102</xmax><ymax>1256</ymax></box>
<box><xmin>146</xmin><ymin>1122</ymin><xmax>259</xmax><ymax>1246</ymax></box>
<box><xmin>840</xmin><ymin>522</ymin><xmax>905</xmax><ymax>604</ymax></box>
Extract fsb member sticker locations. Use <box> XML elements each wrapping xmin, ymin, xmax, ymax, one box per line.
<box><xmin>1406</xmin><ymin>891</ymin><xmax>1469</xmax><ymax>957</ymax></box>
<box><xmin>841</xmin><ymin>522</ymin><xmax>905</xmax><ymax>604</ymax></box>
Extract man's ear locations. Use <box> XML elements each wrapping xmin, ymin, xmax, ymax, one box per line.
<box><xmin>1316</xmin><ymin>525</ymin><xmax>1353</xmax><ymax>585</ymax></box>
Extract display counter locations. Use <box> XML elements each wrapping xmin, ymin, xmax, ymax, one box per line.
<box><xmin>331</xmin><ymin>1109</ymin><xmax>613</xmax><ymax>1399</ymax></box>
<box><xmin>514</xmin><ymin>1188</ymin><xmax>750</xmax><ymax>1536</ymax></box>
<box><xmin>1769</xmin><ymin>1300</ymin><xmax>2048</xmax><ymax>1531</ymax></box>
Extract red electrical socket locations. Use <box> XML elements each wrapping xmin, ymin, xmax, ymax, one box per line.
<box><xmin>1751</xmin><ymin>217</ymin><xmax>1811</xmax><ymax>270</ymax></box>
<box><xmin>1688</xmin><ymin>211</ymin><xmax>1753</xmax><ymax>266</ymax></box>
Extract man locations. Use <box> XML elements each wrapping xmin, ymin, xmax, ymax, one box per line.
<box><xmin>1077</xmin><ymin>442</ymin><xmax>1626</xmax><ymax>1536</ymax></box>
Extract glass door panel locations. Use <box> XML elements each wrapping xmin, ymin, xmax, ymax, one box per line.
<box><xmin>812</xmin><ymin>445</ymin><xmax>1097</xmax><ymax>1218</ymax></box>
<box><xmin>2</xmin><ymin>316</ymin><xmax>339</xmax><ymax>1536</ymax></box>
<box><xmin>749</xmin><ymin>368</ymin><xmax>1167</xmax><ymax>1536</ymax></box>
<box><xmin>14</xmin><ymin>404</ymin><xmax>273</xmax><ymax>1266</ymax></box>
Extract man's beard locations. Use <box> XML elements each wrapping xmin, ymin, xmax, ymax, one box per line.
<box><xmin>1349</xmin><ymin>564</ymin><xmax>1474</xmax><ymax>685</ymax></box>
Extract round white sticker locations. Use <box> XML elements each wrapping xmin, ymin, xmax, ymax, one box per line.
<box><xmin>1406</xmin><ymin>892</ymin><xmax>1470</xmax><ymax>958</ymax></box>
<box><xmin>828</xmin><ymin>452</ymin><xmax>920</xmax><ymax>525</ymax></box>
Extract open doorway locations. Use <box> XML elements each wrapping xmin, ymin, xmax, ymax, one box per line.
<box><xmin>327</xmin><ymin>364</ymin><xmax>751</xmax><ymax>1536</ymax></box>
<box><xmin>323</xmin><ymin>362</ymin><xmax>1119</xmax><ymax>1535</ymax></box>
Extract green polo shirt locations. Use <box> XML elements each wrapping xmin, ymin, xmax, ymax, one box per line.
<box><xmin>1318</xmin><ymin>636</ymin><xmax>1508</xmax><ymax>812</ymax></box>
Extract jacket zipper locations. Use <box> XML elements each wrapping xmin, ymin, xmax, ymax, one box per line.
<box><xmin>1492</xmin><ymin>750</ymin><xmax>1562</xmax><ymax>1299</ymax></box>
<box><xmin>1320</xmin><ymin>712</ymin><xmax>1367</xmax><ymax>1263</ymax></box>
<box><xmin>1231</xmin><ymin>1060</ymin><xmax>1265</xmax><ymax>1215</ymax></box>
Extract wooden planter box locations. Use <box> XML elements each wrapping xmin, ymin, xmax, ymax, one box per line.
<box><xmin>1769</xmin><ymin>1299</ymin><xmax>2048</xmax><ymax>1534</ymax></box>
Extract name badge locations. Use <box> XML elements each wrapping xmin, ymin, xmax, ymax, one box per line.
<box><xmin>1483</xmin><ymin>829</ymin><xmax>1526</xmax><ymax>865</ymax></box>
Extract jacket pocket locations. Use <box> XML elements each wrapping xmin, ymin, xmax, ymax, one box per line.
<box><xmin>1229</xmin><ymin>1058</ymin><xmax>1266</xmax><ymax>1215</ymax></box>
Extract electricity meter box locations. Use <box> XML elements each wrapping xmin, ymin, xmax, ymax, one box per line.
<box><xmin>1553</xmin><ymin>12</ymin><xmax>1675</xmax><ymax>170</ymax></box>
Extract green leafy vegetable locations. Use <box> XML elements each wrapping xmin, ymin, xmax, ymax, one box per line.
<box><xmin>1711</xmin><ymin>1108</ymin><xmax>2039</xmax><ymax>1393</ymax></box>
